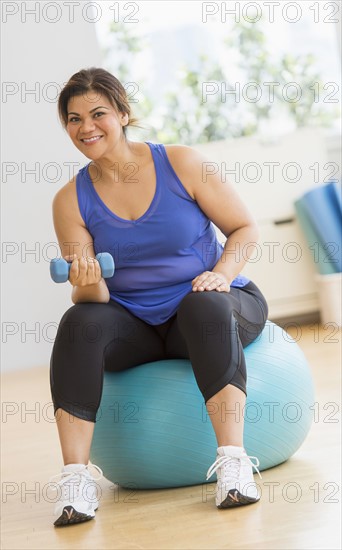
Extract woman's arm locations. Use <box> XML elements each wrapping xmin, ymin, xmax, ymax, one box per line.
<box><xmin>165</xmin><ymin>145</ymin><xmax>260</xmax><ymax>287</ymax></box>
<box><xmin>52</xmin><ymin>181</ymin><xmax>110</xmax><ymax>304</ymax></box>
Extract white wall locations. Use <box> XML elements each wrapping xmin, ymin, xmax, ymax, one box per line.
<box><xmin>1</xmin><ymin>2</ymin><xmax>102</xmax><ymax>372</ymax></box>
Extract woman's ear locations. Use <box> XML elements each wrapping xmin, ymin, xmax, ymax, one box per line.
<box><xmin>121</xmin><ymin>112</ymin><xmax>129</xmax><ymax>126</ymax></box>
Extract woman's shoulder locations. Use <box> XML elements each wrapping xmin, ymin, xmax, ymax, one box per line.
<box><xmin>52</xmin><ymin>171</ymin><xmax>85</xmax><ymax>227</ymax></box>
<box><xmin>163</xmin><ymin>143</ymin><xmax>201</xmax><ymax>159</ymax></box>
<box><xmin>163</xmin><ymin>143</ymin><xmax>209</xmax><ymax>172</ymax></box>
<box><xmin>53</xmin><ymin>162</ymin><xmax>89</xmax><ymax>201</ymax></box>
<box><xmin>53</xmin><ymin>174</ymin><xmax>77</xmax><ymax>202</ymax></box>
<box><xmin>162</xmin><ymin>144</ymin><xmax>208</xmax><ymax>199</ymax></box>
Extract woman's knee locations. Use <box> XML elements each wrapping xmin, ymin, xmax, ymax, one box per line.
<box><xmin>178</xmin><ymin>290</ymin><xmax>234</xmax><ymax>323</ymax></box>
<box><xmin>54</xmin><ymin>303</ymin><xmax>110</xmax><ymax>348</ymax></box>
<box><xmin>59</xmin><ymin>302</ymin><xmax>107</xmax><ymax>326</ymax></box>
<box><xmin>177</xmin><ymin>292</ymin><xmax>238</xmax><ymax>347</ymax></box>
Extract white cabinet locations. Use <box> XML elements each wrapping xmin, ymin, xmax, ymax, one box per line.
<box><xmin>193</xmin><ymin>129</ymin><xmax>331</xmax><ymax>320</ymax></box>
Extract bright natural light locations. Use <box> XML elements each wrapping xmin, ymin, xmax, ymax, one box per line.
<box><xmin>94</xmin><ymin>1</ymin><xmax>341</xmax><ymax>142</ymax></box>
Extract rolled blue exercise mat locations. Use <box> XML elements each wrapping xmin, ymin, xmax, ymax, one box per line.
<box><xmin>294</xmin><ymin>198</ymin><xmax>336</xmax><ymax>275</ymax></box>
<box><xmin>299</xmin><ymin>182</ymin><xmax>342</xmax><ymax>273</ymax></box>
<box><xmin>328</xmin><ymin>180</ymin><xmax>342</xmax><ymax>214</ymax></box>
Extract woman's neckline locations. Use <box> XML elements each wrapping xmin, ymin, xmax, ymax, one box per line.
<box><xmin>84</xmin><ymin>141</ymin><xmax>159</xmax><ymax>224</ymax></box>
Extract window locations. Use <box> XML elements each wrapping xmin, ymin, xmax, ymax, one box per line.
<box><xmin>95</xmin><ymin>1</ymin><xmax>341</xmax><ymax>143</ymax></box>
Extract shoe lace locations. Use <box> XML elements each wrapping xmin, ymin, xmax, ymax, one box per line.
<box><xmin>49</xmin><ymin>463</ymin><xmax>103</xmax><ymax>495</ymax></box>
<box><xmin>206</xmin><ymin>454</ymin><xmax>262</xmax><ymax>482</ymax></box>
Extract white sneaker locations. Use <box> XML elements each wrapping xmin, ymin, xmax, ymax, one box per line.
<box><xmin>49</xmin><ymin>463</ymin><xmax>103</xmax><ymax>526</ymax></box>
<box><xmin>206</xmin><ymin>445</ymin><xmax>262</xmax><ymax>508</ymax></box>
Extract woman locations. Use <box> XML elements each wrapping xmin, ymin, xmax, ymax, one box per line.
<box><xmin>50</xmin><ymin>67</ymin><xmax>268</xmax><ymax>527</ymax></box>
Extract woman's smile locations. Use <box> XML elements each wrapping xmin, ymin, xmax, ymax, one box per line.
<box><xmin>80</xmin><ymin>135</ymin><xmax>104</xmax><ymax>145</ymax></box>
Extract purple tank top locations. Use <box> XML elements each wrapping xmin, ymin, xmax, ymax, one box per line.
<box><xmin>76</xmin><ymin>141</ymin><xmax>250</xmax><ymax>324</ymax></box>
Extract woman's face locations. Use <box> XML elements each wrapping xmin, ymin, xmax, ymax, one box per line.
<box><xmin>66</xmin><ymin>91</ymin><xmax>128</xmax><ymax>160</ymax></box>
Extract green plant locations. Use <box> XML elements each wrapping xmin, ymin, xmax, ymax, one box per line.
<box><xmin>103</xmin><ymin>22</ymin><xmax>155</xmax><ymax>129</ymax></box>
<box><xmin>155</xmin><ymin>55</ymin><xmax>254</xmax><ymax>144</ymax></box>
<box><xmin>274</xmin><ymin>53</ymin><xmax>339</xmax><ymax>128</ymax></box>
<box><xmin>103</xmin><ymin>19</ymin><xmax>339</xmax><ymax>145</ymax></box>
<box><xmin>226</xmin><ymin>20</ymin><xmax>339</xmax><ymax>130</ymax></box>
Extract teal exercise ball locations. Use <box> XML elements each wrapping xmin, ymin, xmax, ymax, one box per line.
<box><xmin>90</xmin><ymin>321</ymin><xmax>315</xmax><ymax>489</ymax></box>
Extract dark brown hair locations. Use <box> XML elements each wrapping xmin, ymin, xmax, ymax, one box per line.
<box><xmin>58</xmin><ymin>67</ymin><xmax>142</xmax><ymax>138</ymax></box>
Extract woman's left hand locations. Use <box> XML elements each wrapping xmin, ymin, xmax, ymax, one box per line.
<box><xmin>191</xmin><ymin>271</ymin><xmax>231</xmax><ymax>293</ymax></box>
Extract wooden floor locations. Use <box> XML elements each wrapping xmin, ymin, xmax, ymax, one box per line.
<box><xmin>1</xmin><ymin>324</ymin><xmax>341</xmax><ymax>550</ymax></box>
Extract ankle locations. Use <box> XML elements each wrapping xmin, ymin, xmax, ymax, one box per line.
<box><xmin>218</xmin><ymin>445</ymin><xmax>244</xmax><ymax>451</ymax></box>
<box><xmin>62</xmin><ymin>463</ymin><xmax>88</xmax><ymax>472</ymax></box>
<box><xmin>63</xmin><ymin>457</ymin><xmax>89</xmax><ymax>466</ymax></box>
<box><xmin>217</xmin><ymin>441</ymin><xmax>244</xmax><ymax>448</ymax></box>
<box><xmin>64</xmin><ymin>461</ymin><xmax>88</xmax><ymax>465</ymax></box>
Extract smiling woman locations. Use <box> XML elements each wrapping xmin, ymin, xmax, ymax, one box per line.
<box><xmin>49</xmin><ymin>66</ymin><xmax>269</xmax><ymax>527</ymax></box>
<box><xmin>66</xmin><ymin>95</ymin><xmax>127</xmax><ymax>157</ymax></box>
<box><xmin>57</xmin><ymin>67</ymin><xmax>141</xmax><ymax>138</ymax></box>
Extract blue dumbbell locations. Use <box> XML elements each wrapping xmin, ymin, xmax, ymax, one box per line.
<box><xmin>50</xmin><ymin>252</ymin><xmax>115</xmax><ymax>283</ymax></box>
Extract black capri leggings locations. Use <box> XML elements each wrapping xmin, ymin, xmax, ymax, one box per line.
<box><xmin>50</xmin><ymin>281</ymin><xmax>268</xmax><ymax>422</ymax></box>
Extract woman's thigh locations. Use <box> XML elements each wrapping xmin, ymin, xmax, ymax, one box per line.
<box><xmin>164</xmin><ymin>281</ymin><xmax>268</xmax><ymax>354</ymax></box>
<box><xmin>50</xmin><ymin>300</ymin><xmax>167</xmax><ymax>420</ymax></box>
<box><xmin>52</xmin><ymin>299</ymin><xmax>166</xmax><ymax>373</ymax></box>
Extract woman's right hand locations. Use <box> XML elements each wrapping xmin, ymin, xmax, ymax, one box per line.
<box><xmin>64</xmin><ymin>254</ymin><xmax>103</xmax><ymax>287</ymax></box>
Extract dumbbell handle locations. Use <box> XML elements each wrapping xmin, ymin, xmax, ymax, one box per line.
<box><xmin>50</xmin><ymin>253</ymin><xmax>115</xmax><ymax>283</ymax></box>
